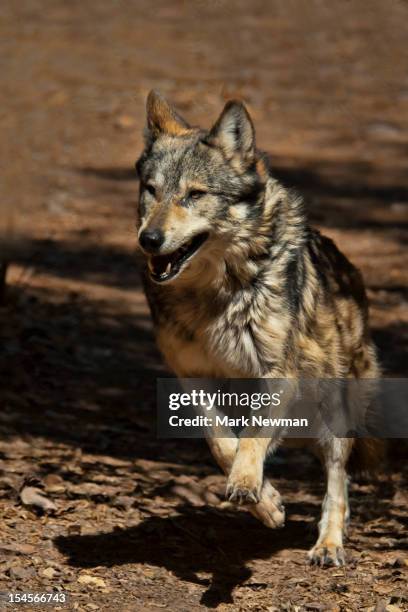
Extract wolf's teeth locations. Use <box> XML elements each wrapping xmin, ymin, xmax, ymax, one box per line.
<box><xmin>165</xmin><ymin>262</ymin><xmax>172</xmax><ymax>275</ymax></box>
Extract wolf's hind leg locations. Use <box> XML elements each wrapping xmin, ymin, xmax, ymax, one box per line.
<box><xmin>308</xmin><ymin>438</ymin><xmax>352</xmax><ymax>567</ymax></box>
<box><xmin>206</xmin><ymin>437</ymin><xmax>285</xmax><ymax>528</ymax></box>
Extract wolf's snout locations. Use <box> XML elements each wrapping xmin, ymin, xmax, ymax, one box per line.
<box><xmin>139</xmin><ymin>228</ymin><xmax>164</xmax><ymax>253</ymax></box>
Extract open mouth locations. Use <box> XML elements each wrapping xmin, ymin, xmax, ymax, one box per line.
<box><xmin>148</xmin><ymin>232</ymin><xmax>209</xmax><ymax>283</ymax></box>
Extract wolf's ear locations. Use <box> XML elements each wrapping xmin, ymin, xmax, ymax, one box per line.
<box><xmin>207</xmin><ymin>101</ymin><xmax>255</xmax><ymax>164</ymax></box>
<box><xmin>146</xmin><ymin>90</ymin><xmax>190</xmax><ymax>141</ymax></box>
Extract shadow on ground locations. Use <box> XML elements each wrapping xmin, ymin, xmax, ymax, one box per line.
<box><xmin>54</xmin><ymin>472</ymin><xmax>406</xmax><ymax>609</ymax></box>
<box><xmin>0</xmin><ymin>280</ymin><xmax>171</xmax><ymax>460</ymax></box>
<box><xmin>56</xmin><ymin>503</ymin><xmax>315</xmax><ymax>608</ymax></box>
<box><xmin>16</xmin><ymin>238</ymin><xmax>144</xmax><ymax>291</ymax></box>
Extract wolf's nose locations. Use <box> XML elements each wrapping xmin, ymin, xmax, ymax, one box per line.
<box><xmin>139</xmin><ymin>229</ymin><xmax>164</xmax><ymax>253</ymax></box>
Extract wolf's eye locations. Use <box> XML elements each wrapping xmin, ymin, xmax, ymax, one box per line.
<box><xmin>188</xmin><ymin>189</ymin><xmax>206</xmax><ymax>201</ymax></box>
<box><xmin>145</xmin><ymin>183</ymin><xmax>156</xmax><ymax>197</ymax></box>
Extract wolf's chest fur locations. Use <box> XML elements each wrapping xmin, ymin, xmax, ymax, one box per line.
<box><xmin>154</xmin><ymin>291</ymin><xmax>283</xmax><ymax>378</ymax></box>
<box><xmin>143</xmin><ymin>218</ymin><xmax>377</xmax><ymax>381</ymax></box>
<box><xmin>145</xmin><ymin>280</ymin><xmax>254</xmax><ymax>377</ymax></box>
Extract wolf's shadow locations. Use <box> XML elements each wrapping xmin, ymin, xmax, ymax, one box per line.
<box><xmin>55</xmin><ymin>503</ymin><xmax>315</xmax><ymax>608</ymax></box>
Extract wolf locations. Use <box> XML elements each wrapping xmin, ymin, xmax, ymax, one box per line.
<box><xmin>135</xmin><ymin>90</ymin><xmax>381</xmax><ymax>566</ymax></box>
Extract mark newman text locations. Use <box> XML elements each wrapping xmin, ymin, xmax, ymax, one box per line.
<box><xmin>169</xmin><ymin>415</ymin><xmax>309</xmax><ymax>428</ymax></box>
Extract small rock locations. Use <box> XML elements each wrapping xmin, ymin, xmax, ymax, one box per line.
<box><xmin>41</xmin><ymin>567</ymin><xmax>57</xmax><ymax>579</ymax></box>
<box><xmin>78</xmin><ymin>574</ymin><xmax>106</xmax><ymax>588</ymax></box>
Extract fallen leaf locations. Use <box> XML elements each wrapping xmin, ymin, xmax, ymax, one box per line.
<box><xmin>112</xmin><ymin>495</ymin><xmax>134</xmax><ymax>510</ymax></box>
<box><xmin>43</xmin><ymin>474</ymin><xmax>66</xmax><ymax>493</ymax></box>
<box><xmin>170</xmin><ymin>484</ymin><xmax>205</xmax><ymax>506</ymax></box>
<box><xmin>8</xmin><ymin>565</ymin><xmax>36</xmax><ymax>580</ymax></box>
<box><xmin>68</xmin><ymin>482</ymin><xmax>118</xmax><ymax>498</ymax></box>
<box><xmin>78</xmin><ymin>574</ymin><xmax>106</xmax><ymax>588</ymax></box>
<box><xmin>20</xmin><ymin>486</ymin><xmax>57</xmax><ymax>512</ymax></box>
<box><xmin>41</xmin><ymin>567</ymin><xmax>57</xmax><ymax>579</ymax></box>
<box><xmin>374</xmin><ymin>584</ymin><xmax>396</xmax><ymax>595</ymax></box>
<box><xmin>0</xmin><ymin>543</ymin><xmax>35</xmax><ymax>555</ymax></box>
<box><xmin>82</xmin><ymin>454</ymin><xmax>131</xmax><ymax>468</ymax></box>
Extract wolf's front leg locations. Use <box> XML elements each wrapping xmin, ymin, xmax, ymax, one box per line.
<box><xmin>224</xmin><ymin>378</ymin><xmax>297</xmax><ymax>520</ymax></box>
<box><xmin>226</xmin><ymin>437</ymin><xmax>271</xmax><ymax>503</ymax></box>
<box><xmin>308</xmin><ymin>438</ymin><xmax>352</xmax><ymax>566</ymax></box>
<box><xmin>183</xmin><ymin>389</ymin><xmax>284</xmax><ymax>528</ymax></box>
<box><xmin>207</xmin><ymin>436</ymin><xmax>285</xmax><ymax>529</ymax></box>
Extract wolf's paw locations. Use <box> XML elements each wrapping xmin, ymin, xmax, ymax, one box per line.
<box><xmin>226</xmin><ymin>464</ymin><xmax>262</xmax><ymax>505</ymax></box>
<box><xmin>249</xmin><ymin>483</ymin><xmax>285</xmax><ymax>529</ymax></box>
<box><xmin>308</xmin><ymin>543</ymin><xmax>345</xmax><ymax>567</ymax></box>
<box><xmin>226</xmin><ymin>482</ymin><xmax>260</xmax><ymax>504</ymax></box>
<box><xmin>226</xmin><ymin>470</ymin><xmax>262</xmax><ymax>504</ymax></box>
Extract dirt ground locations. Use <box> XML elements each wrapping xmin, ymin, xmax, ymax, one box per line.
<box><xmin>1</xmin><ymin>1</ymin><xmax>407</xmax><ymax>610</ymax></box>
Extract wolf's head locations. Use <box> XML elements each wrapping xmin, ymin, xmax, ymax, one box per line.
<box><xmin>136</xmin><ymin>90</ymin><xmax>269</xmax><ymax>285</ymax></box>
